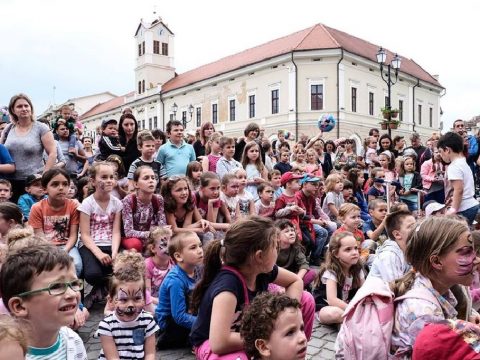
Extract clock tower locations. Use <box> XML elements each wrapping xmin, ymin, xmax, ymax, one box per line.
<box><xmin>134</xmin><ymin>17</ymin><xmax>175</xmax><ymax>95</ymax></box>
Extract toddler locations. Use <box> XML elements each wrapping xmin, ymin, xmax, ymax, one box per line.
<box><xmin>17</xmin><ymin>174</ymin><xmax>45</xmax><ymax>222</ymax></box>
<box><xmin>255</xmin><ymin>182</ymin><xmax>275</xmax><ymax>218</ymax></box>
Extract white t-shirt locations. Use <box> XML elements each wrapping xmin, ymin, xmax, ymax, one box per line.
<box><xmin>321</xmin><ymin>269</ymin><xmax>365</xmax><ymax>302</ymax></box>
<box><xmin>447</xmin><ymin>157</ymin><xmax>479</xmax><ymax>212</ymax></box>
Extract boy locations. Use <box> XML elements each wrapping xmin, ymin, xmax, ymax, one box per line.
<box><xmin>96</xmin><ymin>118</ymin><xmax>124</xmax><ymax>161</ymax></box>
<box><xmin>156</xmin><ymin>120</ymin><xmax>196</xmax><ymax>177</ymax></box>
<box><xmin>18</xmin><ymin>174</ymin><xmax>46</xmax><ymax>221</ymax></box>
<box><xmin>275</xmin><ymin>172</ymin><xmax>305</xmax><ymax>240</ymax></box>
<box><xmin>127</xmin><ymin>130</ymin><xmax>164</xmax><ymax>191</ymax></box>
<box><xmin>269</xmin><ymin>169</ymin><xmax>283</xmax><ymax>200</ymax></box>
<box><xmin>363</xmin><ymin>199</ymin><xmax>388</xmax><ymax>241</ymax></box>
<box><xmin>155</xmin><ymin>232</ymin><xmax>203</xmax><ymax>349</ymax></box>
<box><xmin>438</xmin><ymin>131</ymin><xmax>480</xmax><ymax>224</ymax></box>
<box><xmin>216</xmin><ymin>136</ymin><xmax>242</xmax><ymax>180</ymax></box>
<box><xmin>0</xmin><ymin>244</ymin><xmax>87</xmax><ymax>359</ymax></box>
<box><xmin>273</xmin><ymin>129</ymin><xmax>286</xmax><ymax>154</ymax></box>
<box><xmin>274</xmin><ymin>151</ymin><xmax>292</xmax><ymax>175</ymax></box>
<box><xmin>151</xmin><ymin>129</ymin><xmax>165</xmax><ymax>158</ymax></box>
<box><xmin>342</xmin><ymin>179</ymin><xmax>355</xmax><ymax>203</ymax></box>
<box><xmin>368</xmin><ymin>209</ymin><xmax>416</xmax><ymax>282</ymax></box>
<box><xmin>0</xmin><ymin>179</ymin><xmax>13</xmax><ymax>202</ymax></box>
<box><xmin>255</xmin><ymin>182</ymin><xmax>275</xmax><ymax>218</ymax></box>
<box><xmin>51</xmin><ymin>105</ymin><xmax>78</xmax><ymax>155</ymax></box>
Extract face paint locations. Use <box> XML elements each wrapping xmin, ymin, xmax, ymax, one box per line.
<box><xmin>114</xmin><ymin>287</ymin><xmax>145</xmax><ymax>320</ymax></box>
<box><xmin>158</xmin><ymin>236</ymin><xmax>169</xmax><ymax>255</ymax></box>
<box><xmin>455</xmin><ymin>247</ymin><xmax>476</xmax><ymax>276</ymax></box>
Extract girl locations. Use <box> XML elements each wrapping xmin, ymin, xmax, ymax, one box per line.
<box><xmin>202</xmin><ymin>132</ymin><xmax>222</xmax><ymax>173</ymax></box>
<box><xmin>322</xmin><ymin>173</ymin><xmax>344</xmax><ymax>221</ymax></box>
<box><xmin>99</xmin><ymin>253</ymin><xmax>158</xmax><ymax>360</ymax></box>
<box><xmin>190</xmin><ymin>216</ymin><xmax>315</xmax><ymax>360</ymax></box>
<box><xmin>420</xmin><ymin>147</ymin><xmax>446</xmax><ymax>204</ymax></box>
<box><xmin>313</xmin><ymin>232</ymin><xmax>364</xmax><ymax>324</ymax></box>
<box><xmin>29</xmin><ymin>168</ymin><xmax>83</xmax><ymax>276</ymax></box>
<box><xmin>161</xmin><ymin>175</ymin><xmax>212</xmax><ymax>235</ymax></box>
<box><xmin>144</xmin><ymin>227</ymin><xmax>174</xmax><ymax>306</ymax></box>
<box><xmin>186</xmin><ymin>160</ymin><xmax>202</xmax><ymax>192</ymax></box>
<box><xmin>121</xmin><ymin>166</ymin><xmax>167</xmax><ymax>252</ymax></box>
<box><xmin>79</xmin><ymin>162</ymin><xmax>123</xmax><ymax>308</ymax></box>
<box><xmin>290</xmin><ymin>148</ymin><xmax>307</xmax><ymax>173</ymax></box>
<box><xmin>347</xmin><ymin>168</ymin><xmax>370</xmax><ymax>222</ymax></box>
<box><xmin>398</xmin><ymin>156</ymin><xmax>423</xmax><ymax>214</ymax></box>
<box><xmin>305</xmin><ymin>149</ymin><xmax>322</xmax><ymax>178</ymax></box>
<box><xmin>241</xmin><ymin>141</ymin><xmax>268</xmax><ymax>201</ymax></box>
<box><xmin>220</xmin><ymin>173</ymin><xmax>241</xmax><ymax>222</ymax></box>
<box><xmin>364</xmin><ymin>136</ymin><xmax>378</xmax><ymax>166</ymax></box>
<box><xmin>391</xmin><ymin>217</ymin><xmax>479</xmax><ymax>357</ymax></box>
<box><xmin>0</xmin><ymin>202</ymin><xmax>23</xmax><ymax>243</ymax></box>
<box><xmin>367</xmin><ymin>167</ymin><xmax>386</xmax><ymax>202</ymax></box>
<box><xmin>106</xmin><ymin>154</ymin><xmax>128</xmax><ymax>199</ymax></box>
<box><xmin>233</xmin><ymin>168</ymin><xmax>255</xmax><ymax>217</ymax></box>
<box><xmin>76</xmin><ymin>176</ymin><xmax>90</xmax><ymax>203</ymax></box>
<box><xmin>378</xmin><ymin>150</ymin><xmax>396</xmax><ymax>182</ymax></box>
<box><xmin>0</xmin><ymin>316</ymin><xmax>28</xmax><ymax>358</ymax></box>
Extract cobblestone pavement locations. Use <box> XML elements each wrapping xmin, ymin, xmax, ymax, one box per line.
<box><xmin>80</xmin><ymin>303</ymin><xmax>338</xmax><ymax>360</ymax></box>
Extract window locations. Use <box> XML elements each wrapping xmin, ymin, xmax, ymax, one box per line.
<box><xmin>182</xmin><ymin>111</ymin><xmax>186</xmax><ymax>125</ymax></box>
<box><xmin>138</xmin><ymin>81</ymin><xmax>142</xmax><ymax>94</ymax></box>
<box><xmin>162</xmin><ymin>43</ymin><xmax>168</xmax><ymax>56</ymax></box>
<box><xmin>196</xmin><ymin>107</ymin><xmax>201</xmax><ymax>127</ymax></box>
<box><xmin>138</xmin><ymin>44</ymin><xmax>142</xmax><ymax>57</ymax></box>
<box><xmin>212</xmin><ymin>103</ymin><xmax>218</xmax><ymax>124</ymax></box>
<box><xmin>169</xmin><ymin>113</ymin><xmax>174</xmax><ymax>121</ymax></box>
<box><xmin>351</xmin><ymin>87</ymin><xmax>357</xmax><ymax>113</ymax></box>
<box><xmin>141</xmin><ymin>119</ymin><xmax>145</xmax><ymax>129</ymax></box>
<box><xmin>153</xmin><ymin>40</ymin><xmax>160</xmax><ymax>54</ymax></box>
<box><xmin>418</xmin><ymin>104</ymin><xmax>422</xmax><ymax>125</ymax></box>
<box><xmin>142</xmin><ymin>41</ymin><xmax>145</xmax><ymax>55</ymax></box>
<box><xmin>271</xmin><ymin>89</ymin><xmax>279</xmax><ymax>114</ymax></box>
<box><xmin>148</xmin><ymin>118</ymin><xmax>152</xmax><ymax>129</ymax></box>
<box><xmin>229</xmin><ymin>99</ymin><xmax>236</xmax><ymax>121</ymax></box>
<box><xmin>142</xmin><ymin>80</ymin><xmax>145</xmax><ymax>93</ymax></box>
<box><xmin>311</xmin><ymin>84</ymin><xmax>324</xmax><ymax>110</ymax></box>
<box><xmin>249</xmin><ymin>95</ymin><xmax>255</xmax><ymax>118</ymax></box>
<box><xmin>429</xmin><ymin>107</ymin><xmax>433</xmax><ymax>127</ymax></box>
<box><xmin>368</xmin><ymin>92</ymin><xmax>374</xmax><ymax>116</ymax></box>
<box><xmin>399</xmin><ymin>100</ymin><xmax>404</xmax><ymax>122</ymax></box>
<box><xmin>153</xmin><ymin>116</ymin><xmax>158</xmax><ymax>129</ymax></box>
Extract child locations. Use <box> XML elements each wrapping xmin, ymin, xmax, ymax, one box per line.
<box><xmin>155</xmin><ymin>232</ymin><xmax>203</xmax><ymax>349</ymax></box>
<box><xmin>106</xmin><ymin>154</ymin><xmax>128</xmax><ymax>199</ymax></box>
<box><xmin>240</xmin><ymin>292</ymin><xmax>307</xmax><ymax>360</ymax></box>
<box><xmin>145</xmin><ymin>227</ymin><xmax>174</xmax><ymax>306</ymax></box>
<box><xmin>186</xmin><ymin>160</ymin><xmax>202</xmax><ymax>192</ymax></box>
<box><xmin>17</xmin><ymin>174</ymin><xmax>45</xmax><ymax>221</ymax></box>
<box><xmin>29</xmin><ymin>168</ymin><xmax>83</xmax><ymax>276</ymax></box>
<box><xmin>364</xmin><ymin>136</ymin><xmax>378</xmax><ymax>166</ymax></box>
<box><xmin>274</xmin><ymin>151</ymin><xmax>292</xmax><ymax>175</ymax></box>
<box><xmin>347</xmin><ymin>168</ymin><xmax>370</xmax><ymax>222</ymax></box>
<box><xmin>269</xmin><ymin>169</ymin><xmax>283</xmax><ymax>200</ymax></box>
<box><xmin>378</xmin><ymin>150</ymin><xmax>396</xmax><ymax>182</ymax></box>
<box><xmin>391</xmin><ymin>216</ymin><xmax>478</xmax><ymax>357</ymax></box>
<box><xmin>255</xmin><ymin>182</ymin><xmax>275</xmax><ymax>218</ymax></box>
<box><xmin>368</xmin><ymin>209</ymin><xmax>416</xmax><ymax>282</ymax></box>
<box><xmin>233</xmin><ymin>168</ymin><xmax>255</xmax><ymax>217</ymax></box>
<box><xmin>305</xmin><ymin>149</ymin><xmax>323</xmax><ymax>178</ymax></box>
<box><xmin>398</xmin><ymin>156</ymin><xmax>422</xmax><ymax>214</ymax></box>
<box><xmin>0</xmin><ymin>202</ymin><xmax>23</xmax><ymax>243</ymax></box>
<box><xmin>54</xmin><ymin>104</ymin><xmax>79</xmax><ymax>155</ymax></box>
<box><xmin>97</xmin><ymin>118</ymin><xmax>124</xmax><ymax>161</ymax></box>
<box><xmin>0</xmin><ymin>316</ymin><xmax>28</xmax><ymax>358</ymax></box>
<box><xmin>127</xmin><ymin>130</ymin><xmax>163</xmax><ymax>191</ymax></box>
<box><xmin>215</xmin><ymin>136</ymin><xmax>242</xmax><ymax>181</ymax></box>
<box><xmin>0</xmin><ymin>244</ymin><xmax>87</xmax><ymax>358</ymax></box>
<box><xmin>322</xmin><ymin>173</ymin><xmax>344</xmax><ymax>221</ymax></box>
<box><xmin>276</xmin><ymin>219</ymin><xmax>316</xmax><ymax>288</ymax></box>
<box><xmin>290</xmin><ymin>148</ymin><xmax>307</xmax><ymax>173</ymax></box>
<box><xmin>362</xmin><ymin>199</ymin><xmax>388</xmax><ymax>242</ymax></box>
<box><xmin>313</xmin><ymin>232</ymin><xmax>364</xmax><ymax>324</ymax></box>
<box><xmin>0</xmin><ymin>179</ymin><xmax>12</xmax><ymax>202</ymax></box>
<box><xmin>342</xmin><ymin>179</ymin><xmax>355</xmax><ymax>203</ymax></box>
<box><xmin>78</xmin><ymin>162</ymin><xmax>123</xmax><ymax>308</ymax></box>
<box><xmin>0</xmin><ymin>140</ymin><xmax>14</xmax><ymax>178</ymax></box>
<box><xmin>274</xmin><ymin>172</ymin><xmax>305</xmax><ymax>239</ymax></box>
<box><xmin>220</xmin><ymin>173</ymin><xmax>240</xmax><ymax>222</ymax></box>
<box><xmin>190</xmin><ymin>216</ymin><xmax>315</xmax><ymax>359</ymax></box>
<box><xmin>367</xmin><ymin>167</ymin><xmax>386</xmax><ymax>202</ymax></box>
<box><xmin>76</xmin><ymin>176</ymin><xmax>90</xmax><ymax>203</ymax></box>
<box><xmin>202</xmin><ymin>132</ymin><xmax>222</xmax><ymax>173</ymax></box>
<box><xmin>241</xmin><ymin>141</ymin><xmax>268</xmax><ymax>201</ymax></box>
<box><xmin>121</xmin><ymin>166</ymin><xmax>167</xmax><ymax>252</ymax></box>
<box><xmin>99</xmin><ymin>254</ymin><xmax>158</xmax><ymax>359</ymax></box>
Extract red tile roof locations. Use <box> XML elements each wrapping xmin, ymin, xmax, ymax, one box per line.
<box><xmin>80</xmin><ymin>92</ymin><xmax>134</xmax><ymax>120</ymax></box>
<box><xmin>162</xmin><ymin>23</ymin><xmax>442</xmax><ymax>93</ymax></box>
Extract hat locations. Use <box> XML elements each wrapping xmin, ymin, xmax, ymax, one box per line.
<box><xmin>280</xmin><ymin>172</ymin><xmax>303</xmax><ymax>186</ymax></box>
<box><xmin>101</xmin><ymin>118</ymin><xmax>117</xmax><ymax>129</ymax></box>
<box><xmin>300</xmin><ymin>174</ymin><xmax>321</xmax><ymax>185</ymax></box>
<box><xmin>425</xmin><ymin>202</ymin><xmax>446</xmax><ymax>217</ymax></box>
<box><xmin>413</xmin><ymin>320</ymin><xmax>480</xmax><ymax>360</ymax></box>
<box><xmin>186</xmin><ymin>130</ymin><xmax>196</xmax><ymax>137</ymax></box>
<box><xmin>25</xmin><ymin>174</ymin><xmax>42</xmax><ymax>186</ymax></box>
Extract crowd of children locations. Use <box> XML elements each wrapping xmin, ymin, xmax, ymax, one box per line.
<box><xmin>1</xmin><ymin>109</ymin><xmax>480</xmax><ymax>360</ymax></box>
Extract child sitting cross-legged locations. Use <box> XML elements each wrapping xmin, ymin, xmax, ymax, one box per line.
<box><xmin>362</xmin><ymin>199</ymin><xmax>388</xmax><ymax>243</ymax></box>
<box><xmin>255</xmin><ymin>182</ymin><xmax>275</xmax><ymax>218</ymax></box>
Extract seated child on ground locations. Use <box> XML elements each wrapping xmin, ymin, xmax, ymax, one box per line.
<box><xmin>0</xmin><ymin>316</ymin><xmax>28</xmax><ymax>359</ymax></box>
<box><xmin>17</xmin><ymin>174</ymin><xmax>45</xmax><ymax>222</ymax></box>
<box><xmin>256</xmin><ymin>182</ymin><xmax>275</xmax><ymax>218</ymax></box>
<box><xmin>362</xmin><ymin>199</ymin><xmax>388</xmax><ymax>242</ymax></box>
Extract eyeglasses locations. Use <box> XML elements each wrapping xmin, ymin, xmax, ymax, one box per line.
<box><xmin>16</xmin><ymin>279</ymin><xmax>84</xmax><ymax>297</ymax></box>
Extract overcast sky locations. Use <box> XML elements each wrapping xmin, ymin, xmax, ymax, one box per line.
<box><xmin>1</xmin><ymin>0</ymin><xmax>478</xmax><ymax>130</ymax></box>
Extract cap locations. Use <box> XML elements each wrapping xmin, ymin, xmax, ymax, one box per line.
<box><xmin>425</xmin><ymin>202</ymin><xmax>446</xmax><ymax>217</ymax></box>
<box><xmin>280</xmin><ymin>172</ymin><xmax>303</xmax><ymax>186</ymax></box>
<box><xmin>101</xmin><ymin>118</ymin><xmax>117</xmax><ymax>129</ymax></box>
<box><xmin>413</xmin><ymin>320</ymin><xmax>480</xmax><ymax>360</ymax></box>
<box><xmin>300</xmin><ymin>175</ymin><xmax>321</xmax><ymax>185</ymax></box>
<box><xmin>25</xmin><ymin>174</ymin><xmax>42</xmax><ymax>186</ymax></box>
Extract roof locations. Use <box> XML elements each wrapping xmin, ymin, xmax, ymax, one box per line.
<box><xmin>162</xmin><ymin>23</ymin><xmax>442</xmax><ymax>93</ymax></box>
<box><xmin>80</xmin><ymin>92</ymin><xmax>134</xmax><ymax>120</ymax></box>
<box><xmin>134</xmin><ymin>17</ymin><xmax>174</xmax><ymax>37</ymax></box>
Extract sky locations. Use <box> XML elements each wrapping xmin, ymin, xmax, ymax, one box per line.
<box><xmin>1</xmin><ymin>0</ymin><xmax>479</xmax><ymax>130</ymax></box>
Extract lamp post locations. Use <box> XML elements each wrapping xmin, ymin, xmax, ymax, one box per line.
<box><xmin>376</xmin><ymin>47</ymin><xmax>401</xmax><ymax>136</ymax></box>
<box><xmin>171</xmin><ymin>102</ymin><xmax>178</xmax><ymax>120</ymax></box>
<box><xmin>187</xmin><ymin>104</ymin><xmax>194</xmax><ymax>128</ymax></box>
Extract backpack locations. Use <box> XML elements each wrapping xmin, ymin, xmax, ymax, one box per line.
<box><xmin>334</xmin><ymin>276</ymin><xmax>439</xmax><ymax>360</ymax></box>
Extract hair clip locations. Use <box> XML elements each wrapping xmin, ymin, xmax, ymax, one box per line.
<box><xmin>220</xmin><ymin>239</ymin><xmax>224</xmax><ymax>247</ymax></box>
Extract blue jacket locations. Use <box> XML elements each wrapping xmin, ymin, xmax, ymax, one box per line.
<box><xmin>17</xmin><ymin>193</ymin><xmax>46</xmax><ymax>221</ymax></box>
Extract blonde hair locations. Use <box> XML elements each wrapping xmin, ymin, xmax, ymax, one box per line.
<box><xmin>109</xmin><ymin>250</ymin><xmax>146</xmax><ymax>298</ymax></box>
<box><xmin>0</xmin><ymin>316</ymin><xmax>28</xmax><ymax>355</ymax></box>
<box><xmin>6</xmin><ymin>227</ymin><xmax>48</xmax><ymax>253</ymax></box>
<box><xmin>325</xmin><ymin>173</ymin><xmax>342</xmax><ymax>192</ymax></box>
<box><xmin>205</xmin><ymin>132</ymin><xmax>222</xmax><ymax>154</ymax></box>
<box><xmin>145</xmin><ymin>227</ymin><xmax>172</xmax><ymax>257</ymax></box>
<box><xmin>168</xmin><ymin>231</ymin><xmax>198</xmax><ymax>263</ymax></box>
<box><xmin>338</xmin><ymin>203</ymin><xmax>361</xmax><ymax>220</ymax></box>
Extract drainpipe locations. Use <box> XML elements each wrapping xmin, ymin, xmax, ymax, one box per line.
<box><xmin>291</xmin><ymin>52</ymin><xmax>299</xmax><ymax>141</ymax></box>
<box><xmin>160</xmin><ymin>92</ymin><xmax>165</xmax><ymax>130</ymax></box>
<box><xmin>336</xmin><ymin>48</ymin><xmax>344</xmax><ymax>139</ymax></box>
<box><xmin>412</xmin><ymin>78</ymin><xmax>420</xmax><ymax>133</ymax></box>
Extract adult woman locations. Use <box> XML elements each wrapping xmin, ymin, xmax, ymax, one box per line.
<box><xmin>323</xmin><ymin>140</ymin><xmax>336</xmax><ymax>176</ymax></box>
<box><xmin>234</xmin><ymin>122</ymin><xmax>261</xmax><ymax>162</ymax></box>
<box><xmin>1</xmin><ymin>94</ymin><xmax>56</xmax><ymax>201</ymax></box>
<box><xmin>377</xmin><ymin>134</ymin><xmax>394</xmax><ymax>155</ymax></box>
<box><xmin>335</xmin><ymin>138</ymin><xmax>356</xmax><ymax>169</ymax></box>
<box><xmin>392</xmin><ymin>135</ymin><xmax>405</xmax><ymax>158</ymax></box>
<box><xmin>193</xmin><ymin>122</ymin><xmax>215</xmax><ymax>159</ymax></box>
<box><xmin>118</xmin><ymin>113</ymin><xmax>140</xmax><ymax>171</ymax></box>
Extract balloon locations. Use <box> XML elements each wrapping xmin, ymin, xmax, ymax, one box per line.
<box><xmin>317</xmin><ymin>114</ymin><xmax>336</xmax><ymax>132</ymax></box>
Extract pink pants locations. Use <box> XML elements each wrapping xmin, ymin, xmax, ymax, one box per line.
<box><xmin>195</xmin><ymin>291</ymin><xmax>315</xmax><ymax>360</ymax></box>
<box><xmin>121</xmin><ymin>237</ymin><xmax>143</xmax><ymax>252</ymax></box>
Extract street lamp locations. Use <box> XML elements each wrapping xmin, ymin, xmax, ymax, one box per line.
<box><xmin>171</xmin><ymin>102</ymin><xmax>178</xmax><ymax>120</ymax></box>
<box><xmin>183</xmin><ymin>104</ymin><xmax>194</xmax><ymax>128</ymax></box>
<box><xmin>377</xmin><ymin>47</ymin><xmax>402</xmax><ymax>136</ymax></box>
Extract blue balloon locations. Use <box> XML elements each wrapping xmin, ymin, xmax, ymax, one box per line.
<box><xmin>317</xmin><ymin>114</ymin><xmax>336</xmax><ymax>132</ymax></box>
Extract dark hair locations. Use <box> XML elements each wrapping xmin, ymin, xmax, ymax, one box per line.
<box><xmin>0</xmin><ymin>244</ymin><xmax>73</xmax><ymax>309</ymax></box>
<box><xmin>241</xmin><ymin>292</ymin><xmax>301</xmax><ymax>359</ymax></box>
<box><xmin>151</xmin><ymin>129</ymin><xmax>166</xmax><ymax>143</ymax></box>
<box><xmin>268</xmin><ymin>169</ymin><xmax>281</xmax><ymax>180</ymax></box>
<box><xmin>385</xmin><ymin>210</ymin><xmax>413</xmax><ymax>240</ymax></box>
<box><xmin>342</xmin><ymin>179</ymin><xmax>353</xmax><ymax>190</ymax></box>
<box><xmin>437</xmin><ymin>131</ymin><xmax>464</xmax><ymax>153</ymax></box>
<box><xmin>106</xmin><ymin>154</ymin><xmax>126</xmax><ymax>178</ymax></box>
<box><xmin>161</xmin><ymin>176</ymin><xmax>195</xmax><ymax>213</ymax></box>
<box><xmin>347</xmin><ymin>168</ymin><xmax>362</xmax><ymax>193</ymax></box>
<box><xmin>41</xmin><ymin>168</ymin><xmax>70</xmax><ymax>188</ymax></box>
<box><xmin>243</xmin><ymin>122</ymin><xmax>260</xmax><ymax>137</ymax></box>
<box><xmin>0</xmin><ymin>202</ymin><xmax>23</xmax><ymax>226</ymax></box>
<box><xmin>76</xmin><ymin>176</ymin><xmax>91</xmax><ymax>203</ymax></box>
<box><xmin>200</xmin><ymin>171</ymin><xmax>220</xmax><ymax>188</ymax></box>
<box><xmin>132</xmin><ymin>165</ymin><xmax>156</xmax><ymax>183</ymax></box>
<box><xmin>191</xmin><ymin>216</ymin><xmax>279</xmax><ymax>312</ymax></box>
<box><xmin>368</xmin><ymin>128</ymin><xmax>379</xmax><ymax>136</ymax></box>
<box><xmin>241</xmin><ymin>141</ymin><xmax>264</xmax><ymax>173</ymax></box>
<box><xmin>118</xmin><ymin>113</ymin><xmax>139</xmax><ymax>145</ymax></box>
<box><xmin>324</xmin><ymin>140</ymin><xmax>336</xmax><ymax>153</ymax></box>
<box><xmin>199</xmin><ymin>122</ymin><xmax>216</xmax><ymax>145</ymax></box>
<box><xmin>219</xmin><ymin>136</ymin><xmax>234</xmax><ymax>148</ymax></box>
<box><xmin>221</xmin><ymin>173</ymin><xmax>238</xmax><ymax>186</ymax></box>
<box><xmin>257</xmin><ymin>182</ymin><xmax>273</xmax><ymax>194</ymax></box>
<box><xmin>8</xmin><ymin>94</ymin><xmax>35</xmax><ymax>123</ymax></box>
<box><xmin>166</xmin><ymin>120</ymin><xmax>183</xmax><ymax>134</ymax></box>
<box><xmin>377</xmin><ymin>134</ymin><xmax>394</xmax><ymax>153</ymax></box>
<box><xmin>393</xmin><ymin>135</ymin><xmax>404</xmax><ymax>147</ymax></box>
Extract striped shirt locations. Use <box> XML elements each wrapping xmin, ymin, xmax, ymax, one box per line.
<box><xmin>27</xmin><ymin>327</ymin><xmax>86</xmax><ymax>360</ymax></box>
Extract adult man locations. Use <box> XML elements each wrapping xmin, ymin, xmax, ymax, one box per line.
<box><xmin>407</xmin><ymin>133</ymin><xmax>429</xmax><ymax>170</ymax></box>
<box><xmin>452</xmin><ymin>119</ymin><xmax>478</xmax><ymax>181</ymax></box>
